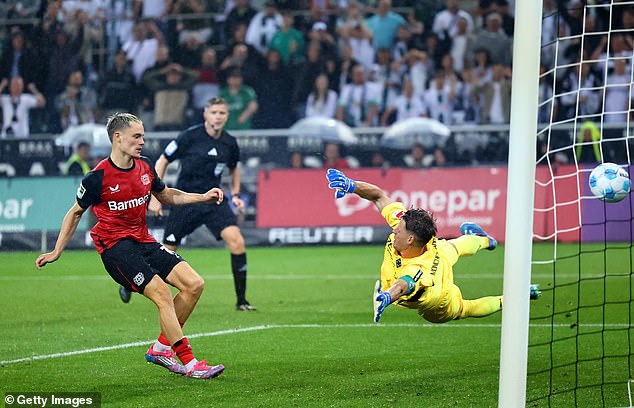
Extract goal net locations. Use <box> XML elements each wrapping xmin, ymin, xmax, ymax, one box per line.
<box><xmin>527</xmin><ymin>1</ymin><xmax>633</xmax><ymax>406</ymax></box>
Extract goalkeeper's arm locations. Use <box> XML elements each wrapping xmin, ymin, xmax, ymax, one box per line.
<box><xmin>353</xmin><ymin>180</ymin><xmax>394</xmax><ymax>212</ymax></box>
<box><xmin>326</xmin><ymin>168</ymin><xmax>394</xmax><ymax>212</ymax></box>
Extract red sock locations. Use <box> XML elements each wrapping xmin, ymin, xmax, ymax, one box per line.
<box><xmin>156</xmin><ymin>322</ymin><xmax>185</xmax><ymax>346</ymax></box>
<box><xmin>173</xmin><ymin>337</ymin><xmax>195</xmax><ymax>366</ymax></box>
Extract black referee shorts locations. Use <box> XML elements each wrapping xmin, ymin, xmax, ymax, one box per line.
<box><xmin>163</xmin><ymin>200</ymin><xmax>237</xmax><ymax>246</ymax></box>
<box><xmin>101</xmin><ymin>239</ymin><xmax>184</xmax><ymax>294</ymax></box>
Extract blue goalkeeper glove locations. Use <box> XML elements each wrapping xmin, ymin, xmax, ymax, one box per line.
<box><xmin>373</xmin><ymin>280</ymin><xmax>392</xmax><ymax>323</ymax></box>
<box><xmin>326</xmin><ymin>168</ymin><xmax>356</xmax><ymax>199</ymax></box>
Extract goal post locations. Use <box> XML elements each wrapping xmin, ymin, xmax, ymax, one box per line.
<box><xmin>498</xmin><ymin>0</ymin><xmax>544</xmax><ymax>406</ymax></box>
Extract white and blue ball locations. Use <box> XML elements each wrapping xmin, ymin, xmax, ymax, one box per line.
<box><xmin>588</xmin><ymin>163</ymin><xmax>631</xmax><ymax>203</ymax></box>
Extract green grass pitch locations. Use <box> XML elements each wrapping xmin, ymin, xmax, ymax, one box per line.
<box><xmin>0</xmin><ymin>244</ymin><xmax>631</xmax><ymax>407</ymax></box>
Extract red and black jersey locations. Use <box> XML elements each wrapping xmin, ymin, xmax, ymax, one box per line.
<box><xmin>76</xmin><ymin>156</ymin><xmax>166</xmax><ymax>254</ymax></box>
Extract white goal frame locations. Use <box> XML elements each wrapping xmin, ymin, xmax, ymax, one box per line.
<box><xmin>498</xmin><ymin>0</ymin><xmax>543</xmax><ymax>407</ymax></box>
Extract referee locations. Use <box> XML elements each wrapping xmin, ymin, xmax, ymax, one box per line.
<box><xmin>121</xmin><ymin>97</ymin><xmax>256</xmax><ymax>310</ymax></box>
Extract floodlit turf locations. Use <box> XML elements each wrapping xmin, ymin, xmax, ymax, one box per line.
<box><xmin>0</xmin><ymin>244</ymin><xmax>631</xmax><ymax>407</ymax></box>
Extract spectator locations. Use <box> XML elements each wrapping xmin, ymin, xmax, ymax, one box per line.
<box><xmin>395</xmin><ymin>48</ymin><xmax>432</xmax><ymax>99</ymax></box>
<box><xmin>305</xmin><ymin>73</ymin><xmax>338</xmax><ymax>119</ymax></box>
<box><xmin>373</xmin><ymin>47</ymin><xmax>400</xmax><ymax>115</ymax></box>
<box><xmin>432</xmin><ymin>0</ymin><xmax>474</xmax><ymax>42</ymax></box>
<box><xmin>65</xmin><ymin>141</ymin><xmax>91</xmax><ymax>176</ymax></box>
<box><xmin>142</xmin><ymin>63</ymin><xmax>199</xmax><ymax>131</ymax></box>
<box><xmin>0</xmin><ymin>76</ymin><xmax>45</xmax><ymax>138</ymax></box>
<box><xmin>336</xmin><ymin>64</ymin><xmax>380</xmax><ymax>127</ymax></box>
<box><xmin>576</xmin><ymin>121</ymin><xmax>601</xmax><ymax>164</ymax></box>
<box><xmin>604</xmin><ymin>58</ymin><xmax>630</xmax><ymax>123</ymax></box>
<box><xmin>0</xmin><ymin>30</ymin><xmax>42</xmax><ymax>88</ymax></box>
<box><xmin>307</xmin><ymin>21</ymin><xmax>338</xmax><ymax>60</ymax></box>
<box><xmin>170</xmin><ymin>0</ymin><xmax>213</xmax><ymax>47</ymax></box>
<box><xmin>64</xmin><ymin>8</ymin><xmax>104</xmax><ymax>80</ymax></box>
<box><xmin>219</xmin><ymin>41</ymin><xmax>263</xmax><ymax>87</ymax></box>
<box><xmin>473</xmin><ymin>64</ymin><xmax>511</xmax><ymax>124</ymax></box>
<box><xmin>470</xmin><ymin>12</ymin><xmax>512</xmax><ymax>66</ymax></box>
<box><xmin>132</xmin><ymin>0</ymin><xmax>170</xmax><ymax>37</ymax></box>
<box><xmin>370</xmin><ymin>151</ymin><xmax>390</xmax><ymax>169</ymax></box>
<box><xmin>340</xmin><ymin>20</ymin><xmax>375</xmax><ymax>71</ymax></box>
<box><xmin>556</xmin><ymin>62</ymin><xmax>600</xmax><ymax>121</ymax></box>
<box><xmin>537</xmin><ymin>63</ymin><xmax>556</xmax><ymax>124</ymax></box>
<box><xmin>218</xmin><ymin>68</ymin><xmax>258</xmax><ymax>130</ymax></box>
<box><xmin>322</xmin><ymin>142</ymin><xmax>350</xmax><ymax>169</ymax></box>
<box><xmin>173</xmin><ymin>29</ymin><xmax>206</xmax><ymax>69</ymax></box>
<box><xmin>42</xmin><ymin>28</ymin><xmax>83</xmax><ymax>101</ymax></box>
<box><xmin>56</xmin><ymin>70</ymin><xmax>97</xmax><ymax>131</ymax></box>
<box><xmin>245</xmin><ymin>1</ymin><xmax>282</xmax><ymax>55</ymax></box>
<box><xmin>122</xmin><ymin>20</ymin><xmax>162</xmax><ymax>83</ymax></box>
<box><xmin>270</xmin><ymin>9</ymin><xmax>306</xmax><ymax>65</ymax></box>
<box><xmin>380</xmin><ymin>76</ymin><xmax>425</xmax><ymax>126</ymax></box>
<box><xmin>472</xmin><ymin>48</ymin><xmax>493</xmax><ymax>86</ymax></box>
<box><xmin>404</xmin><ymin>143</ymin><xmax>429</xmax><ymax>168</ymax></box>
<box><xmin>423</xmin><ymin>69</ymin><xmax>457</xmax><ymax>125</ymax></box>
<box><xmin>366</xmin><ymin>0</ymin><xmax>407</xmax><ymax>51</ymax></box>
<box><xmin>450</xmin><ymin>16</ymin><xmax>472</xmax><ymax>73</ymax></box>
<box><xmin>292</xmin><ymin>41</ymin><xmax>326</xmax><ymax>119</ymax></box>
<box><xmin>192</xmin><ymin>47</ymin><xmax>221</xmax><ymax>111</ymax></box>
<box><xmin>252</xmin><ymin>49</ymin><xmax>295</xmax><ymax>129</ymax></box>
<box><xmin>98</xmin><ymin>49</ymin><xmax>138</xmax><ymax>114</ymax></box>
<box><xmin>223</xmin><ymin>0</ymin><xmax>257</xmax><ymax>45</ymax></box>
<box><xmin>139</xmin><ymin>44</ymin><xmax>172</xmax><ymax>117</ymax></box>
<box><xmin>335</xmin><ymin>1</ymin><xmax>371</xmax><ymax>41</ymax></box>
<box><xmin>289</xmin><ymin>151</ymin><xmax>305</xmax><ymax>168</ymax></box>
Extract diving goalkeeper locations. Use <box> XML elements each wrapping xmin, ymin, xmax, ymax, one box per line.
<box><xmin>325</xmin><ymin>168</ymin><xmax>541</xmax><ymax>323</ymax></box>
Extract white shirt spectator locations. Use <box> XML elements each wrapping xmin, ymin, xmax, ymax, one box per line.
<box><xmin>392</xmin><ymin>94</ymin><xmax>425</xmax><ymax>121</ymax></box>
<box><xmin>423</xmin><ymin>81</ymin><xmax>455</xmax><ymax>125</ymax></box>
<box><xmin>604</xmin><ymin>71</ymin><xmax>630</xmax><ymax>123</ymax></box>
<box><xmin>338</xmin><ymin>82</ymin><xmax>381</xmax><ymax>126</ymax></box>
<box><xmin>432</xmin><ymin>7</ymin><xmax>473</xmax><ymax>40</ymax></box>
<box><xmin>0</xmin><ymin>94</ymin><xmax>38</xmax><ymax>138</ymax></box>
<box><xmin>122</xmin><ymin>36</ymin><xmax>159</xmax><ymax>83</ymax></box>
<box><xmin>306</xmin><ymin>89</ymin><xmax>338</xmax><ymax>118</ymax></box>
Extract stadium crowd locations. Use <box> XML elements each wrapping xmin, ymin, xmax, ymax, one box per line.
<box><xmin>0</xmin><ymin>0</ymin><xmax>631</xmax><ymax>162</ymax></box>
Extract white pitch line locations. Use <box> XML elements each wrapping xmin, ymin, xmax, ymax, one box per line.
<box><xmin>0</xmin><ymin>273</ymin><xmax>616</xmax><ymax>281</ymax></box>
<box><xmin>1</xmin><ymin>323</ymin><xmax>632</xmax><ymax>366</ymax></box>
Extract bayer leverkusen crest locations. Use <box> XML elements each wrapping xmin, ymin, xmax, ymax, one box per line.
<box><xmin>141</xmin><ymin>174</ymin><xmax>150</xmax><ymax>185</ymax></box>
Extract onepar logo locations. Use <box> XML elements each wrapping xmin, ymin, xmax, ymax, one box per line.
<box><xmin>107</xmin><ymin>193</ymin><xmax>150</xmax><ymax>211</ymax></box>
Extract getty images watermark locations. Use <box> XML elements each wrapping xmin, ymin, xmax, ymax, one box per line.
<box><xmin>4</xmin><ymin>392</ymin><xmax>100</xmax><ymax>407</ymax></box>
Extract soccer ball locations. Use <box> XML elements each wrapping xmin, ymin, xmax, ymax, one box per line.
<box><xmin>588</xmin><ymin>163</ymin><xmax>631</xmax><ymax>203</ymax></box>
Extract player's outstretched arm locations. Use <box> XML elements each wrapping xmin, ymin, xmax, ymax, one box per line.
<box><xmin>326</xmin><ymin>168</ymin><xmax>394</xmax><ymax>212</ymax></box>
<box><xmin>35</xmin><ymin>202</ymin><xmax>86</xmax><ymax>269</ymax></box>
<box><xmin>154</xmin><ymin>187</ymin><xmax>224</xmax><ymax>207</ymax></box>
<box><xmin>373</xmin><ymin>279</ymin><xmax>409</xmax><ymax>323</ymax></box>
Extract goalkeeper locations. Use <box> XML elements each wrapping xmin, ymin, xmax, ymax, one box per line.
<box><xmin>326</xmin><ymin>168</ymin><xmax>541</xmax><ymax>323</ymax></box>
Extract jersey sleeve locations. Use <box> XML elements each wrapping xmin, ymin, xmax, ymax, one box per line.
<box><xmin>380</xmin><ymin>202</ymin><xmax>407</xmax><ymax>229</ymax></box>
<box><xmin>163</xmin><ymin>131</ymin><xmax>188</xmax><ymax>162</ymax></box>
<box><xmin>76</xmin><ymin>170</ymin><xmax>103</xmax><ymax>209</ymax></box>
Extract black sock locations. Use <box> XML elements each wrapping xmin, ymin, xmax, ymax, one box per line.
<box><xmin>231</xmin><ymin>253</ymin><xmax>247</xmax><ymax>304</ymax></box>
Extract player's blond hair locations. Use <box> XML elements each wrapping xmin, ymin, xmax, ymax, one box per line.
<box><xmin>105</xmin><ymin>112</ymin><xmax>143</xmax><ymax>142</ymax></box>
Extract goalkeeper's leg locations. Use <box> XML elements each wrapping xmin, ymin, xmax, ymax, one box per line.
<box><xmin>460</xmin><ymin>296</ymin><xmax>504</xmax><ymax>319</ymax></box>
<box><xmin>449</xmin><ymin>234</ymin><xmax>491</xmax><ymax>257</ymax></box>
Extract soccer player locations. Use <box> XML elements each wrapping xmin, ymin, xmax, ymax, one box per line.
<box><xmin>35</xmin><ymin>113</ymin><xmax>225</xmax><ymax>379</ymax></box>
<box><xmin>125</xmin><ymin>97</ymin><xmax>255</xmax><ymax>310</ymax></box>
<box><xmin>325</xmin><ymin>168</ymin><xmax>541</xmax><ymax>323</ymax></box>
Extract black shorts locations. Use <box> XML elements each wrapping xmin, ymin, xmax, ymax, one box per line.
<box><xmin>163</xmin><ymin>200</ymin><xmax>237</xmax><ymax>246</ymax></box>
<box><xmin>101</xmin><ymin>239</ymin><xmax>184</xmax><ymax>294</ymax></box>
